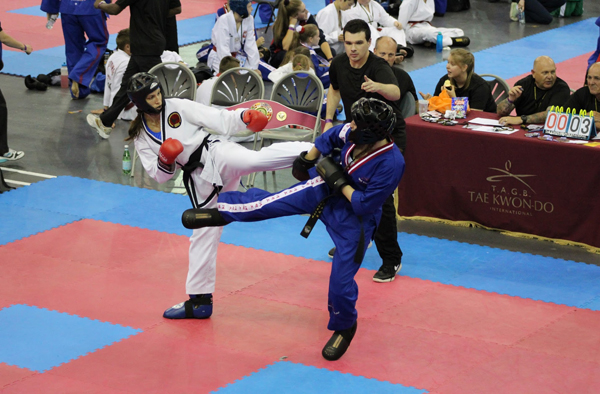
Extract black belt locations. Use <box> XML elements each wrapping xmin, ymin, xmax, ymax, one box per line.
<box><xmin>181</xmin><ymin>135</ymin><xmax>222</xmax><ymax>209</ymax></box>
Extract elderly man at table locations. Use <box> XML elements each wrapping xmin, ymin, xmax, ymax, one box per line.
<box><xmin>497</xmin><ymin>56</ymin><xmax>570</xmax><ymax>126</ymax></box>
<box><xmin>565</xmin><ymin>62</ymin><xmax>600</xmax><ymax>129</ymax></box>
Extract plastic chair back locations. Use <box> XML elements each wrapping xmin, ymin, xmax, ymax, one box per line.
<box><xmin>148</xmin><ymin>62</ymin><xmax>196</xmax><ymax>101</ymax></box>
<box><xmin>270</xmin><ymin>71</ymin><xmax>324</xmax><ymax>119</ymax></box>
<box><xmin>399</xmin><ymin>94</ymin><xmax>416</xmax><ymax>119</ymax></box>
<box><xmin>210</xmin><ymin>67</ymin><xmax>265</xmax><ymax>106</ymax></box>
<box><xmin>480</xmin><ymin>74</ymin><xmax>510</xmax><ymax>105</ymax></box>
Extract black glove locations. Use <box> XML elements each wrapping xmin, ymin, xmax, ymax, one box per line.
<box><xmin>292</xmin><ymin>151</ymin><xmax>318</xmax><ymax>181</ymax></box>
<box><xmin>316</xmin><ymin>157</ymin><xmax>349</xmax><ymax>194</ymax></box>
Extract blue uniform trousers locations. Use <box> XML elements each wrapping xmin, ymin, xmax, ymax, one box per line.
<box><xmin>61</xmin><ymin>13</ymin><xmax>108</xmax><ymax>98</ymax></box>
<box><xmin>218</xmin><ymin>177</ymin><xmax>377</xmax><ymax>331</ymax></box>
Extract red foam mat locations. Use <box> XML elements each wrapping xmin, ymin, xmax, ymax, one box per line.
<box><xmin>3</xmin><ymin>219</ymin><xmax>600</xmax><ymax>393</ymax></box>
<box><xmin>506</xmin><ymin>52</ymin><xmax>593</xmax><ymax>92</ymax></box>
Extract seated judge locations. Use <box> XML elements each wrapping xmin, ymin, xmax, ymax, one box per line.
<box><xmin>565</xmin><ymin>62</ymin><xmax>600</xmax><ymax>129</ymax></box>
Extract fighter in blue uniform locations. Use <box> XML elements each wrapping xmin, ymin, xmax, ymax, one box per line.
<box><xmin>181</xmin><ymin>98</ymin><xmax>405</xmax><ymax>361</ymax></box>
<box><xmin>41</xmin><ymin>0</ymin><xmax>108</xmax><ymax>99</ymax></box>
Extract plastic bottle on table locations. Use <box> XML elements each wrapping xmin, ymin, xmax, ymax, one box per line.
<box><xmin>60</xmin><ymin>63</ymin><xmax>68</xmax><ymax>89</ymax></box>
<box><xmin>436</xmin><ymin>32</ymin><xmax>443</xmax><ymax>53</ymax></box>
<box><xmin>122</xmin><ymin>145</ymin><xmax>132</xmax><ymax>175</ymax></box>
<box><xmin>46</xmin><ymin>14</ymin><xmax>58</xmax><ymax>29</ymax></box>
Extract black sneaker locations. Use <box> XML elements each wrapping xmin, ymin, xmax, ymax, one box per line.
<box><xmin>372</xmin><ymin>262</ymin><xmax>402</xmax><ymax>283</ymax></box>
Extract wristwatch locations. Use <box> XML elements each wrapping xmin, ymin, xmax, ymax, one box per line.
<box><xmin>521</xmin><ymin>115</ymin><xmax>527</xmax><ymax>124</ymax></box>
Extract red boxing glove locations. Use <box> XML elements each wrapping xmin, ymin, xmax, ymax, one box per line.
<box><xmin>242</xmin><ymin>109</ymin><xmax>269</xmax><ymax>132</ymax></box>
<box><xmin>159</xmin><ymin>138</ymin><xmax>183</xmax><ymax>165</ymax></box>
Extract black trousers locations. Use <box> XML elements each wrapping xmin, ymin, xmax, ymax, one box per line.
<box><xmin>373</xmin><ymin>193</ymin><xmax>403</xmax><ymax>268</ymax></box>
<box><xmin>99</xmin><ymin>54</ymin><xmax>162</xmax><ymax>127</ymax></box>
<box><xmin>524</xmin><ymin>0</ymin><xmax>566</xmax><ymax>24</ymax></box>
<box><xmin>0</xmin><ymin>88</ymin><xmax>8</xmax><ymax>155</ymax></box>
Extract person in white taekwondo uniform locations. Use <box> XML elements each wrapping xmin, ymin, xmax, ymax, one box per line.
<box><xmin>316</xmin><ymin>0</ymin><xmax>354</xmax><ymax>56</ymax></box>
<box><xmin>207</xmin><ymin>0</ymin><xmax>260</xmax><ymax>74</ymax></box>
<box><xmin>342</xmin><ymin>0</ymin><xmax>407</xmax><ymax>50</ymax></box>
<box><xmin>99</xmin><ymin>28</ymin><xmax>184</xmax><ymax>121</ymax></box>
<box><xmin>397</xmin><ymin>0</ymin><xmax>470</xmax><ymax>48</ymax></box>
<box><xmin>125</xmin><ymin>72</ymin><xmax>312</xmax><ymax>319</ymax></box>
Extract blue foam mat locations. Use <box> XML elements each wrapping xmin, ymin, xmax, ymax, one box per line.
<box><xmin>6</xmin><ymin>176</ymin><xmax>600</xmax><ymax>311</ymax></box>
<box><xmin>0</xmin><ymin>201</ymin><xmax>81</xmax><ymax>245</ymax></box>
<box><xmin>0</xmin><ymin>304</ymin><xmax>141</xmax><ymax>372</ymax></box>
<box><xmin>213</xmin><ymin>361</ymin><xmax>428</xmax><ymax>394</ymax></box>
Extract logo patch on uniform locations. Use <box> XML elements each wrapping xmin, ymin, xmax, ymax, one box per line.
<box><xmin>168</xmin><ymin>112</ymin><xmax>182</xmax><ymax>128</ymax></box>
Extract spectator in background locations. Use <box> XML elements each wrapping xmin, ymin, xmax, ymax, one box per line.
<box><xmin>342</xmin><ymin>0</ymin><xmax>407</xmax><ymax>50</ymax></box>
<box><xmin>196</xmin><ymin>56</ymin><xmax>241</xmax><ymax>106</ymax></box>
<box><xmin>420</xmin><ymin>48</ymin><xmax>497</xmax><ymax>113</ymax></box>
<box><xmin>91</xmin><ymin>28</ymin><xmax>184</xmax><ymax>121</ymax></box>
<box><xmin>268</xmin><ymin>48</ymin><xmax>316</xmax><ymax>84</ymax></box>
<box><xmin>498</xmin><ymin>56</ymin><xmax>570</xmax><ymax>126</ymax></box>
<box><xmin>510</xmin><ymin>0</ymin><xmax>565</xmax><ymax>25</ymax></box>
<box><xmin>587</xmin><ymin>17</ymin><xmax>600</xmax><ymax>71</ymax></box>
<box><xmin>316</xmin><ymin>0</ymin><xmax>354</xmax><ymax>56</ymax></box>
<box><xmin>207</xmin><ymin>0</ymin><xmax>260</xmax><ymax>74</ymax></box>
<box><xmin>397</xmin><ymin>0</ymin><xmax>470</xmax><ymax>49</ymax></box>
<box><xmin>87</xmin><ymin>0</ymin><xmax>182</xmax><ymax>140</ymax></box>
<box><xmin>290</xmin><ymin>24</ymin><xmax>330</xmax><ymax>88</ymax></box>
<box><xmin>270</xmin><ymin>0</ymin><xmax>333</xmax><ymax>68</ymax></box>
<box><xmin>0</xmin><ymin>21</ymin><xmax>32</xmax><ymax>162</ymax></box>
<box><xmin>373</xmin><ymin>36</ymin><xmax>417</xmax><ymax>105</ymax></box>
<box><xmin>41</xmin><ymin>0</ymin><xmax>108</xmax><ymax>100</ymax></box>
<box><xmin>565</xmin><ymin>62</ymin><xmax>600</xmax><ymax>129</ymax></box>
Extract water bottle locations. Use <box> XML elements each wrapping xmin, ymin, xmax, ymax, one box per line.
<box><xmin>122</xmin><ymin>145</ymin><xmax>132</xmax><ymax>175</ymax></box>
<box><xmin>60</xmin><ymin>63</ymin><xmax>68</xmax><ymax>88</ymax></box>
<box><xmin>436</xmin><ymin>32</ymin><xmax>443</xmax><ymax>53</ymax></box>
<box><xmin>518</xmin><ymin>9</ymin><xmax>525</xmax><ymax>24</ymax></box>
<box><xmin>46</xmin><ymin>14</ymin><xmax>58</xmax><ymax>29</ymax></box>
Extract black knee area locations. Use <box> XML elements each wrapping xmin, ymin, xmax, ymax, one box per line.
<box><xmin>182</xmin><ymin>208</ymin><xmax>228</xmax><ymax>229</ymax></box>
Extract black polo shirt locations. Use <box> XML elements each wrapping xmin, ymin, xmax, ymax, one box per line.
<box><xmin>434</xmin><ymin>73</ymin><xmax>497</xmax><ymax>113</ymax></box>
<box><xmin>512</xmin><ymin>75</ymin><xmax>571</xmax><ymax>115</ymax></box>
<box><xmin>391</xmin><ymin>65</ymin><xmax>417</xmax><ymax>100</ymax></box>
<box><xmin>330</xmin><ymin>52</ymin><xmax>406</xmax><ymax>151</ymax></box>
<box><xmin>565</xmin><ymin>86</ymin><xmax>600</xmax><ymax>113</ymax></box>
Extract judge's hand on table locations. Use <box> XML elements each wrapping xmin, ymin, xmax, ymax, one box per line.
<box><xmin>499</xmin><ymin>116</ymin><xmax>523</xmax><ymax>126</ymax></box>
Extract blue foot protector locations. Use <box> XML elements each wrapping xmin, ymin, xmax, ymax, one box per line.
<box><xmin>163</xmin><ymin>294</ymin><xmax>213</xmax><ymax>319</ymax></box>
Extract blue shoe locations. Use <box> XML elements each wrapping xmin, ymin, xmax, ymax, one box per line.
<box><xmin>163</xmin><ymin>294</ymin><xmax>213</xmax><ymax>319</ymax></box>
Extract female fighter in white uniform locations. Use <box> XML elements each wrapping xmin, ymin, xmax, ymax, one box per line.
<box><xmin>126</xmin><ymin>72</ymin><xmax>312</xmax><ymax>319</ymax></box>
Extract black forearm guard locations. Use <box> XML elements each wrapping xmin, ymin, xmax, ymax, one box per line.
<box><xmin>316</xmin><ymin>157</ymin><xmax>349</xmax><ymax>194</ymax></box>
<box><xmin>292</xmin><ymin>151</ymin><xmax>318</xmax><ymax>181</ymax></box>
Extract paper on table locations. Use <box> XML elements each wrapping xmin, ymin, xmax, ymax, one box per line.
<box><xmin>467</xmin><ymin>125</ymin><xmax>518</xmax><ymax>135</ymax></box>
<box><xmin>468</xmin><ymin>117</ymin><xmax>502</xmax><ymax>126</ymax></box>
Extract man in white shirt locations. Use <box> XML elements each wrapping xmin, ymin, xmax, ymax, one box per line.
<box><xmin>397</xmin><ymin>0</ymin><xmax>469</xmax><ymax>47</ymax></box>
<box><xmin>342</xmin><ymin>0</ymin><xmax>407</xmax><ymax>49</ymax></box>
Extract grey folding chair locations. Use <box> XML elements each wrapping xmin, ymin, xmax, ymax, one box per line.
<box><xmin>480</xmin><ymin>74</ymin><xmax>510</xmax><ymax>105</ymax></box>
<box><xmin>250</xmin><ymin>71</ymin><xmax>324</xmax><ymax>188</ymax></box>
<box><xmin>131</xmin><ymin>62</ymin><xmax>197</xmax><ymax>178</ymax></box>
<box><xmin>210</xmin><ymin>67</ymin><xmax>264</xmax><ymax>107</ymax></box>
<box><xmin>399</xmin><ymin>93</ymin><xmax>417</xmax><ymax>119</ymax></box>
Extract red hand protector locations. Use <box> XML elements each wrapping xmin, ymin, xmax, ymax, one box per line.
<box><xmin>243</xmin><ymin>110</ymin><xmax>269</xmax><ymax>132</ymax></box>
<box><xmin>159</xmin><ymin>138</ymin><xmax>184</xmax><ymax>165</ymax></box>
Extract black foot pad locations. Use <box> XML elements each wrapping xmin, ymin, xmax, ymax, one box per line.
<box><xmin>322</xmin><ymin>321</ymin><xmax>357</xmax><ymax>361</ymax></box>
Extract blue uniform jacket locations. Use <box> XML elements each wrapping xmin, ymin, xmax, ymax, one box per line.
<box><xmin>313</xmin><ymin>123</ymin><xmax>405</xmax><ymax>225</ymax></box>
<box><xmin>41</xmin><ymin>0</ymin><xmax>104</xmax><ymax>16</ymax></box>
